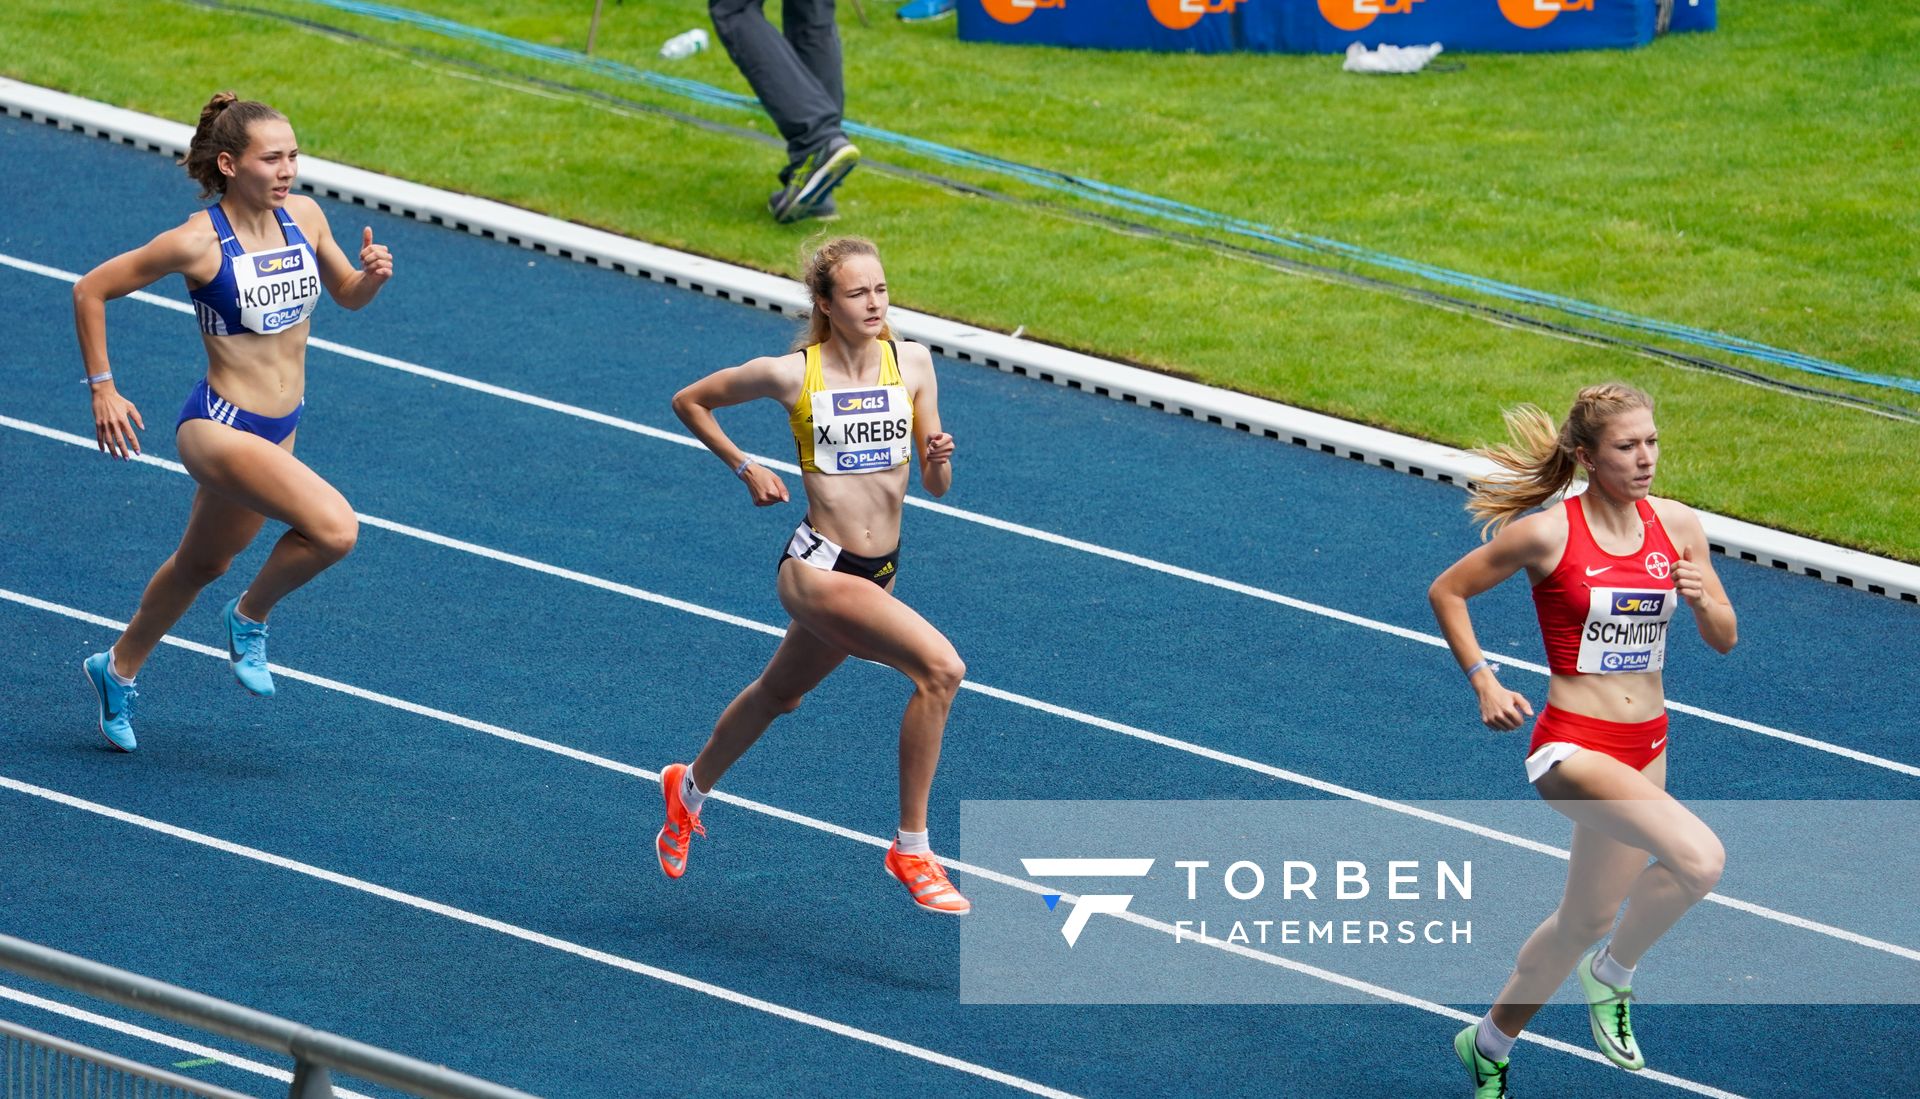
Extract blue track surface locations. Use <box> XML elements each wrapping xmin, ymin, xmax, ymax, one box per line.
<box><xmin>2</xmin><ymin>113</ymin><xmax>1916</xmax><ymax>1097</ymax></box>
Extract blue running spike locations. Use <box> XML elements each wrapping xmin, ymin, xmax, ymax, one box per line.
<box><xmin>224</xmin><ymin>596</ymin><xmax>276</xmax><ymax>697</ymax></box>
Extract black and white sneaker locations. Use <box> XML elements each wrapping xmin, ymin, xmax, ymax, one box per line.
<box><xmin>767</xmin><ymin>189</ymin><xmax>838</xmax><ymax>222</ymax></box>
<box><xmin>772</xmin><ymin>138</ymin><xmax>859</xmax><ymax>224</ymax></box>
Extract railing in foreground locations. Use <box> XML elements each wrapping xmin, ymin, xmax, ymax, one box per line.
<box><xmin>4</xmin><ymin>1017</ymin><xmax>258</xmax><ymax>1098</ymax></box>
<box><xmin>0</xmin><ymin>936</ymin><xmax>542</xmax><ymax>1099</ymax></box>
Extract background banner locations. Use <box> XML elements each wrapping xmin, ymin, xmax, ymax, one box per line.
<box><xmin>960</xmin><ymin>1</ymin><xmax>1718</xmax><ymax>55</ymax></box>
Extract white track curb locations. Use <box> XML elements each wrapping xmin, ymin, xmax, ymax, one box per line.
<box><xmin>4</xmin><ymin>77</ymin><xmax>1914</xmax><ymax>605</ymax></box>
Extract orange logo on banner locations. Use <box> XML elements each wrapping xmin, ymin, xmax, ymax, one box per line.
<box><xmin>1148</xmin><ymin>0</ymin><xmax>1244</xmax><ymax>32</ymax></box>
<box><xmin>982</xmin><ymin>0</ymin><xmax>1066</xmax><ymax>25</ymax></box>
<box><xmin>1317</xmin><ymin>0</ymin><xmax>1423</xmax><ymax>34</ymax></box>
<box><xmin>1498</xmin><ymin>0</ymin><xmax>1592</xmax><ymax>30</ymax></box>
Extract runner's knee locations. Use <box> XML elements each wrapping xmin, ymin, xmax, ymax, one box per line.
<box><xmin>1555</xmin><ymin>907</ymin><xmax>1619</xmax><ymax>948</ymax></box>
<box><xmin>758</xmin><ymin>682</ymin><xmax>807</xmax><ymax>716</ymax></box>
<box><xmin>1663</xmin><ymin>832</ymin><xmax>1725</xmax><ymax>898</ymax></box>
<box><xmin>913</xmin><ymin>651</ymin><xmax>966</xmax><ymax>700</ymax></box>
<box><xmin>170</xmin><ymin>551</ymin><xmax>234</xmax><ymax>589</ymax></box>
<box><xmin>305</xmin><ymin>512</ymin><xmax>358</xmax><ymax>563</ymax></box>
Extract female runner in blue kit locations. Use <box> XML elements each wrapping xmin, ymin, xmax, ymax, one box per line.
<box><xmin>77</xmin><ymin>92</ymin><xmax>393</xmax><ymax>750</ymax></box>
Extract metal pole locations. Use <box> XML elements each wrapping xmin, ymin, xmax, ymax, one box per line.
<box><xmin>287</xmin><ymin>1061</ymin><xmax>333</xmax><ymax>1099</ymax></box>
<box><xmin>846</xmin><ymin>0</ymin><xmax>869</xmax><ymax>27</ymax></box>
<box><xmin>586</xmin><ymin>0</ymin><xmax>605</xmax><ymax>55</ymax></box>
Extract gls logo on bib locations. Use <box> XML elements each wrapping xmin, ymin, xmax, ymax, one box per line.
<box><xmin>832</xmin><ymin>388</ymin><xmax>891</xmax><ymax>416</ymax></box>
<box><xmin>252</xmin><ymin>248</ymin><xmax>306</xmax><ymax>276</ymax></box>
<box><xmin>1610</xmin><ymin>593</ymin><xmax>1666</xmax><ymax>617</ymax></box>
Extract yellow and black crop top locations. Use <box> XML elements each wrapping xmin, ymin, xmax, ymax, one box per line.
<box><xmin>788</xmin><ymin>341</ymin><xmax>914</xmax><ymax>475</ymax></box>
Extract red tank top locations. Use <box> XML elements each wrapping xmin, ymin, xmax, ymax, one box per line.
<box><xmin>1531</xmin><ymin>495</ymin><xmax>1679</xmax><ymax>676</ymax></box>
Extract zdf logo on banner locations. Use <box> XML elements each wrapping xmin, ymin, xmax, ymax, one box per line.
<box><xmin>1148</xmin><ymin>0</ymin><xmax>1245</xmax><ymax>32</ymax></box>
<box><xmin>1499</xmin><ymin>0</ymin><xmax>1593</xmax><ymax>30</ymax></box>
<box><xmin>981</xmin><ymin>0</ymin><xmax>1066</xmax><ymax>25</ymax></box>
<box><xmin>1317</xmin><ymin>0</ymin><xmax>1424</xmax><ymax>34</ymax></box>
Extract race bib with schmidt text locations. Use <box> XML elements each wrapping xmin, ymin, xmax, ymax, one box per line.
<box><xmin>1576</xmin><ymin>586</ymin><xmax>1675</xmax><ymax>674</ymax></box>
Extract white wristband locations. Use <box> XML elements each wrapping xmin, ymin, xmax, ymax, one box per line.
<box><xmin>85</xmin><ymin>371</ymin><xmax>113</xmax><ymax>387</ymax></box>
<box><xmin>734</xmin><ymin>456</ymin><xmax>755</xmax><ymax>478</ymax></box>
<box><xmin>1464</xmin><ymin>659</ymin><xmax>1499</xmax><ymax>682</ymax></box>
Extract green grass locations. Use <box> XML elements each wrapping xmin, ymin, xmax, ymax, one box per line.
<box><xmin>4</xmin><ymin>0</ymin><xmax>1916</xmax><ymax>558</ymax></box>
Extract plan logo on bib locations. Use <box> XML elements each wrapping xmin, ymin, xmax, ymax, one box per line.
<box><xmin>1600</xmin><ymin>650</ymin><xmax>1654</xmax><ymax>673</ymax></box>
<box><xmin>836</xmin><ymin>447</ymin><xmax>896</xmax><ymax>472</ymax></box>
<box><xmin>1498</xmin><ymin>0</ymin><xmax>1592</xmax><ymax>30</ymax></box>
<box><xmin>1148</xmin><ymin>0</ymin><xmax>1244</xmax><ymax>32</ymax></box>
<box><xmin>1317</xmin><ymin>0</ymin><xmax>1424</xmax><ymax>34</ymax></box>
<box><xmin>260</xmin><ymin>306</ymin><xmax>305</xmax><ymax>332</ymax></box>
<box><xmin>981</xmin><ymin>0</ymin><xmax>1065</xmax><ymax>25</ymax></box>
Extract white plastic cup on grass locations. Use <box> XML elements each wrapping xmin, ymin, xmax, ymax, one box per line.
<box><xmin>660</xmin><ymin>28</ymin><xmax>709</xmax><ymax>60</ymax></box>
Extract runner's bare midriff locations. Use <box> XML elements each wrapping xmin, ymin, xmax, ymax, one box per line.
<box><xmin>803</xmin><ymin>463</ymin><xmax>908</xmax><ymax>556</ymax></box>
<box><xmin>201</xmin><ymin>325</ymin><xmax>308</xmax><ymax>419</ymax></box>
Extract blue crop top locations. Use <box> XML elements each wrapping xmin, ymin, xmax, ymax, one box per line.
<box><xmin>187</xmin><ymin>204</ymin><xmax>323</xmax><ymax>337</ymax></box>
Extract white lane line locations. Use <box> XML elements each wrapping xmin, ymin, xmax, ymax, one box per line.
<box><xmin>2</xmin><ymin>252</ymin><xmax>1909</xmax><ymax>779</ymax></box>
<box><xmin>0</xmin><ymin>707</ymin><xmax>1744</xmax><ymax>1098</ymax></box>
<box><xmin>0</xmin><ymin>777</ymin><xmax>1080</xmax><ymax>1099</ymax></box>
<box><xmin>6</xmin><ymin>584</ymin><xmax>1915</xmax><ymax>971</ymax></box>
<box><xmin>2</xmin><ymin>410</ymin><xmax>1913</xmax><ymax>785</ymax></box>
<box><xmin>0</xmin><ymin>985</ymin><xmax>377</xmax><ymax>1099</ymax></box>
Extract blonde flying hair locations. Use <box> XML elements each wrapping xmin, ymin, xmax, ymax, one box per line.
<box><xmin>792</xmin><ymin>236</ymin><xmax>895</xmax><ymax>352</ymax></box>
<box><xmin>179</xmin><ymin>91</ymin><xmax>287</xmax><ymax>200</ymax></box>
<box><xmin>1467</xmin><ymin>382</ymin><xmax>1654</xmax><ymax>538</ymax></box>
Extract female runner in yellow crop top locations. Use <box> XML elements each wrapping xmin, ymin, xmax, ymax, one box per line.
<box><xmin>663</xmin><ymin>236</ymin><xmax>971</xmax><ymax>915</ymax></box>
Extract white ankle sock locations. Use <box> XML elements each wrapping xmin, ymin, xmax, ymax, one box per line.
<box><xmin>681</xmin><ymin>771</ymin><xmax>708</xmax><ymax>814</ymax></box>
<box><xmin>895</xmin><ymin>829</ymin><xmax>931</xmax><ymax>855</ymax></box>
<box><xmin>233</xmin><ymin>593</ymin><xmax>264</xmax><ymax>625</ymax></box>
<box><xmin>106</xmin><ymin>648</ymin><xmax>136</xmax><ymax>687</ymax></box>
<box><xmin>1475</xmin><ymin>1015</ymin><xmax>1517</xmax><ymax>1062</ymax></box>
<box><xmin>1593</xmin><ymin>944</ymin><xmax>1635</xmax><ymax>987</ymax></box>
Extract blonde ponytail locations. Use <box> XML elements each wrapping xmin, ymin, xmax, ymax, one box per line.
<box><xmin>1467</xmin><ymin>383</ymin><xmax>1653</xmax><ymax>538</ymax></box>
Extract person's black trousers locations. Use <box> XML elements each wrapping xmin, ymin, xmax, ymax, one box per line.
<box><xmin>709</xmin><ymin>0</ymin><xmax>846</xmax><ymax>182</ymax></box>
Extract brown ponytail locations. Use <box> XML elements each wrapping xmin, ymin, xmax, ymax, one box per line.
<box><xmin>1466</xmin><ymin>382</ymin><xmax>1654</xmax><ymax>538</ymax></box>
<box><xmin>179</xmin><ymin>92</ymin><xmax>286</xmax><ymax>200</ymax></box>
<box><xmin>791</xmin><ymin>236</ymin><xmax>894</xmax><ymax>352</ymax></box>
